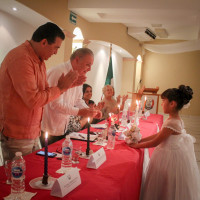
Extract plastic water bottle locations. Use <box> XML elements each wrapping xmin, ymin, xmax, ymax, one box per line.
<box><xmin>121</xmin><ymin>110</ymin><xmax>127</xmax><ymax>127</ymax></box>
<box><xmin>11</xmin><ymin>152</ymin><xmax>26</xmax><ymax>199</ymax></box>
<box><xmin>61</xmin><ymin>135</ymin><xmax>73</xmax><ymax>170</ymax></box>
<box><xmin>107</xmin><ymin>124</ymin><xmax>116</xmax><ymax>149</ymax></box>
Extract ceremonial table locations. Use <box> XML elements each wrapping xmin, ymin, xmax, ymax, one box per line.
<box><xmin>0</xmin><ymin>114</ymin><xmax>163</xmax><ymax>200</ymax></box>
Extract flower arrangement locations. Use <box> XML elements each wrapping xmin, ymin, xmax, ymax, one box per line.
<box><xmin>123</xmin><ymin>124</ymin><xmax>142</xmax><ymax>144</ymax></box>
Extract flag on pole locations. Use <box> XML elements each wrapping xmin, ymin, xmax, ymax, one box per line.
<box><xmin>105</xmin><ymin>44</ymin><xmax>113</xmax><ymax>85</ymax></box>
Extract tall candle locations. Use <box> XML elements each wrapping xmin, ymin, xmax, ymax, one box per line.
<box><xmin>86</xmin><ymin>117</ymin><xmax>90</xmax><ymax>156</ymax></box>
<box><xmin>135</xmin><ymin>100</ymin><xmax>139</xmax><ymax>127</ymax></box>
<box><xmin>118</xmin><ymin>104</ymin><xmax>120</xmax><ymax>125</ymax></box>
<box><xmin>127</xmin><ymin>103</ymin><xmax>130</xmax><ymax>123</ymax></box>
<box><xmin>142</xmin><ymin>96</ymin><xmax>147</xmax><ymax>113</ymax></box>
<box><xmin>108</xmin><ymin>113</ymin><xmax>111</xmax><ymax>127</ymax></box>
<box><xmin>42</xmin><ymin>131</ymin><xmax>48</xmax><ymax>185</ymax></box>
<box><xmin>44</xmin><ymin>131</ymin><xmax>48</xmax><ymax>176</ymax></box>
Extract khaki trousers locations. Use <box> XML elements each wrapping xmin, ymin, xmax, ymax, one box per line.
<box><xmin>0</xmin><ymin>132</ymin><xmax>40</xmax><ymax>164</ymax></box>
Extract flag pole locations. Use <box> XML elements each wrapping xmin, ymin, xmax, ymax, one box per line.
<box><xmin>110</xmin><ymin>43</ymin><xmax>112</xmax><ymax>59</ymax></box>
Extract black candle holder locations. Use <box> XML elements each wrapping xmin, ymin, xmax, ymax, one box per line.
<box><xmin>42</xmin><ymin>174</ymin><xmax>49</xmax><ymax>185</ymax></box>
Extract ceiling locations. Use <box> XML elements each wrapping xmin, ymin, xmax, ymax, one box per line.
<box><xmin>68</xmin><ymin>0</ymin><xmax>200</xmax><ymax>42</ymax></box>
<box><xmin>0</xmin><ymin>0</ymin><xmax>49</xmax><ymax>28</ymax></box>
<box><xmin>1</xmin><ymin>0</ymin><xmax>200</xmax><ymax>57</ymax></box>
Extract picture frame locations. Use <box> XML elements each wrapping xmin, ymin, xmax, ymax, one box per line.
<box><xmin>141</xmin><ymin>94</ymin><xmax>160</xmax><ymax>114</ymax></box>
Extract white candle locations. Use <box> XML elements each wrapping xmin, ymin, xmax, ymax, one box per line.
<box><xmin>135</xmin><ymin>100</ymin><xmax>139</xmax><ymax>127</ymax></box>
<box><xmin>118</xmin><ymin>104</ymin><xmax>120</xmax><ymax>125</ymax></box>
<box><xmin>127</xmin><ymin>103</ymin><xmax>130</xmax><ymax>121</ymax></box>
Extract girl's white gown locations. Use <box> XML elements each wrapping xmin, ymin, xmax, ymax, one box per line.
<box><xmin>141</xmin><ymin>118</ymin><xmax>200</xmax><ymax>200</ymax></box>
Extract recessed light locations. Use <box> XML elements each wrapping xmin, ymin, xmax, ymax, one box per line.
<box><xmin>12</xmin><ymin>7</ymin><xmax>17</xmax><ymax>11</ymax></box>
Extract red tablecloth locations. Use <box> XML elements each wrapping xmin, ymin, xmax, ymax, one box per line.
<box><xmin>0</xmin><ymin>114</ymin><xmax>163</xmax><ymax>200</ymax></box>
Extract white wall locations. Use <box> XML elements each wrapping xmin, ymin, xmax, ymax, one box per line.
<box><xmin>0</xmin><ymin>10</ymin><xmax>65</xmax><ymax>69</ymax></box>
<box><xmin>0</xmin><ymin>10</ymin><xmax>35</xmax><ymax>64</ymax></box>
<box><xmin>87</xmin><ymin>42</ymin><xmax>123</xmax><ymax>104</ymax></box>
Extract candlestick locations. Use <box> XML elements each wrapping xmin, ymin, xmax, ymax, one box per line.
<box><xmin>86</xmin><ymin>117</ymin><xmax>90</xmax><ymax>156</ymax></box>
<box><xmin>42</xmin><ymin>131</ymin><xmax>48</xmax><ymax>185</ymax></box>
<box><xmin>142</xmin><ymin>96</ymin><xmax>147</xmax><ymax>114</ymax></box>
<box><xmin>134</xmin><ymin>100</ymin><xmax>139</xmax><ymax>127</ymax></box>
<box><xmin>118</xmin><ymin>104</ymin><xmax>120</xmax><ymax>125</ymax></box>
<box><xmin>127</xmin><ymin>103</ymin><xmax>130</xmax><ymax>123</ymax></box>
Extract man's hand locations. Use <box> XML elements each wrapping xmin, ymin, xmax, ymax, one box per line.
<box><xmin>72</xmin><ymin>74</ymin><xmax>87</xmax><ymax>87</ymax></box>
<box><xmin>94</xmin><ymin>110</ymin><xmax>102</xmax><ymax>119</ymax></box>
<box><xmin>78</xmin><ymin>108</ymin><xmax>97</xmax><ymax>118</ymax></box>
<box><xmin>57</xmin><ymin>70</ymin><xmax>78</xmax><ymax>93</ymax></box>
<box><xmin>78</xmin><ymin>108</ymin><xmax>102</xmax><ymax>119</ymax></box>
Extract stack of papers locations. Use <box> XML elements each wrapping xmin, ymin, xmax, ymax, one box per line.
<box><xmin>69</xmin><ymin>132</ymin><xmax>98</xmax><ymax>142</ymax></box>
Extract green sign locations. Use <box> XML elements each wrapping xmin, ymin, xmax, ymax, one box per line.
<box><xmin>69</xmin><ymin>11</ymin><xmax>77</xmax><ymax>25</ymax></box>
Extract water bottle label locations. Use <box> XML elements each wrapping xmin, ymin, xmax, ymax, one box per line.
<box><xmin>12</xmin><ymin>167</ymin><xmax>23</xmax><ymax>178</ymax></box>
<box><xmin>112</xmin><ymin>131</ymin><xmax>116</xmax><ymax>136</ymax></box>
<box><xmin>63</xmin><ymin>147</ymin><xmax>71</xmax><ymax>156</ymax></box>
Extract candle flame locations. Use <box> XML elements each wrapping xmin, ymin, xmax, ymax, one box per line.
<box><xmin>118</xmin><ymin>104</ymin><xmax>120</xmax><ymax>109</ymax></box>
<box><xmin>136</xmin><ymin>100</ymin><xmax>138</xmax><ymax>106</ymax></box>
<box><xmin>109</xmin><ymin>113</ymin><xmax>111</xmax><ymax>117</ymax></box>
<box><xmin>45</xmin><ymin>131</ymin><xmax>48</xmax><ymax>139</ymax></box>
<box><xmin>88</xmin><ymin>117</ymin><xmax>90</xmax><ymax>123</ymax></box>
<box><xmin>145</xmin><ymin>96</ymin><xmax>147</xmax><ymax>101</ymax></box>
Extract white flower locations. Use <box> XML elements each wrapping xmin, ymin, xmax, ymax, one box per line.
<box><xmin>124</xmin><ymin>124</ymin><xmax>142</xmax><ymax>144</ymax></box>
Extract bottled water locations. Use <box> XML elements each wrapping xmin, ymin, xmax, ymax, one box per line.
<box><xmin>61</xmin><ymin>135</ymin><xmax>73</xmax><ymax>170</ymax></box>
<box><xmin>104</xmin><ymin>120</ymin><xmax>109</xmax><ymax>139</ymax></box>
<box><xmin>121</xmin><ymin>110</ymin><xmax>127</xmax><ymax>127</ymax></box>
<box><xmin>11</xmin><ymin>152</ymin><xmax>26</xmax><ymax>199</ymax></box>
<box><xmin>107</xmin><ymin>124</ymin><xmax>116</xmax><ymax>149</ymax></box>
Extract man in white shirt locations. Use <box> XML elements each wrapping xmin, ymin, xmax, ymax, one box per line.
<box><xmin>41</xmin><ymin>48</ymin><xmax>101</xmax><ymax>145</ymax></box>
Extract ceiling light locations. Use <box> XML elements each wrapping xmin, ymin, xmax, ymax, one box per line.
<box><xmin>12</xmin><ymin>7</ymin><xmax>17</xmax><ymax>11</ymax></box>
<box><xmin>137</xmin><ymin>55</ymin><xmax>142</xmax><ymax>62</ymax></box>
<box><xmin>145</xmin><ymin>28</ymin><xmax>156</xmax><ymax>40</ymax></box>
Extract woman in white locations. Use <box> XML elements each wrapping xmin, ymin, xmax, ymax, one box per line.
<box><xmin>130</xmin><ymin>85</ymin><xmax>200</xmax><ymax>200</ymax></box>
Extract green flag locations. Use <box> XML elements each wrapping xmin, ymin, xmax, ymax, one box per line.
<box><xmin>105</xmin><ymin>56</ymin><xmax>113</xmax><ymax>85</ymax></box>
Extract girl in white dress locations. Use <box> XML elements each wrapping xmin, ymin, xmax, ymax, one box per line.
<box><xmin>130</xmin><ymin>85</ymin><xmax>200</xmax><ymax>200</ymax></box>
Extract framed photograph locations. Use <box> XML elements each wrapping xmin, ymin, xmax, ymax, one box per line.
<box><xmin>141</xmin><ymin>94</ymin><xmax>160</xmax><ymax>114</ymax></box>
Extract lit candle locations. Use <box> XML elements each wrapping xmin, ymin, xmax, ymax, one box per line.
<box><xmin>135</xmin><ymin>100</ymin><xmax>139</xmax><ymax>127</ymax></box>
<box><xmin>108</xmin><ymin>113</ymin><xmax>112</xmax><ymax>127</ymax></box>
<box><xmin>42</xmin><ymin>131</ymin><xmax>48</xmax><ymax>185</ymax></box>
<box><xmin>127</xmin><ymin>103</ymin><xmax>130</xmax><ymax>123</ymax></box>
<box><xmin>86</xmin><ymin>117</ymin><xmax>90</xmax><ymax>156</ymax></box>
<box><xmin>118</xmin><ymin>104</ymin><xmax>120</xmax><ymax>125</ymax></box>
<box><xmin>136</xmin><ymin>100</ymin><xmax>139</xmax><ymax>113</ymax></box>
<box><xmin>142</xmin><ymin>96</ymin><xmax>147</xmax><ymax>114</ymax></box>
